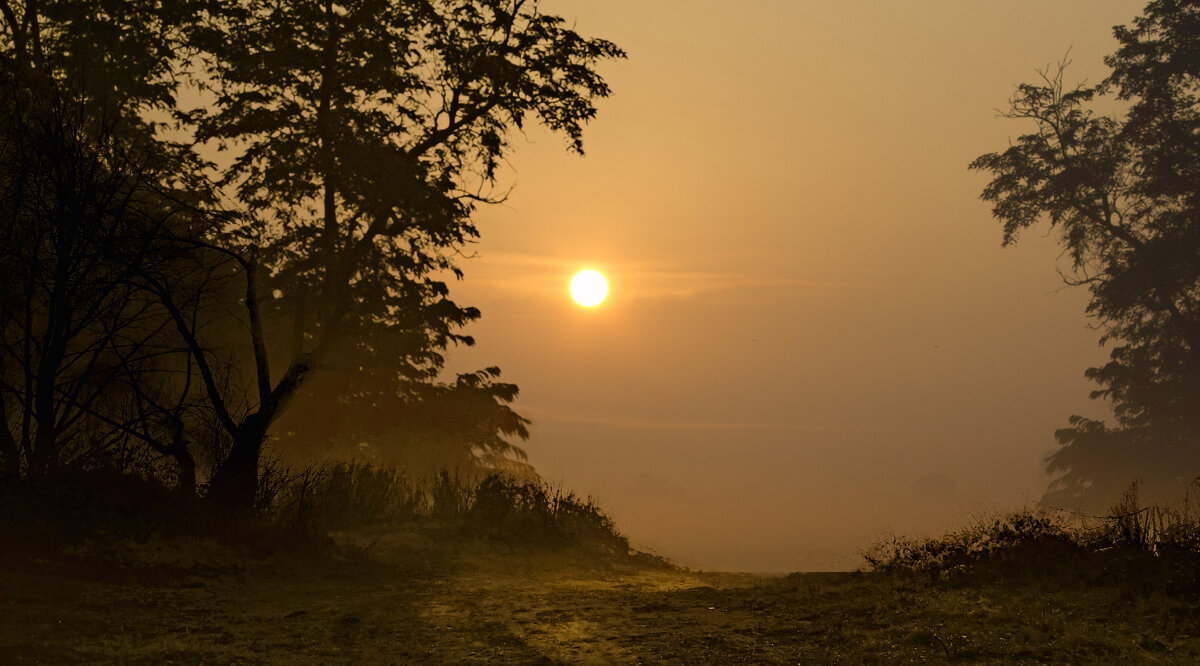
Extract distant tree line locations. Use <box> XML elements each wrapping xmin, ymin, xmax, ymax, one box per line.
<box><xmin>973</xmin><ymin>0</ymin><xmax>1200</xmax><ymax>509</ymax></box>
<box><xmin>0</xmin><ymin>0</ymin><xmax>622</xmax><ymax>514</ymax></box>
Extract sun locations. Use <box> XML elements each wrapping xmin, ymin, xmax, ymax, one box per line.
<box><xmin>570</xmin><ymin>269</ymin><xmax>608</xmax><ymax>307</ymax></box>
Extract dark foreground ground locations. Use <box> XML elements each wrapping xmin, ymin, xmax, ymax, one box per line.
<box><xmin>3</xmin><ymin>528</ymin><xmax>1200</xmax><ymax>664</ymax></box>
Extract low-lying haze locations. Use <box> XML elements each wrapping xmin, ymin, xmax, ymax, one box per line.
<box><xmin>442</xmin><ymin>1</ymin><xmax>1146</xmax><ymax>571</ymax></box>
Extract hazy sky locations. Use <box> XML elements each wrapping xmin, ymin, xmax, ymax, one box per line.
<box><xmin>441</xmin><ymin>1</ymin><xmax>1148</xmax><ymax>572</ymax></box>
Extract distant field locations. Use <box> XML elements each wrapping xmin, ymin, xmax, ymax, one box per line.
<box><xmin>3</xmin><ymin>527</ymin><xmax>1198</xmax><ymax>664</ymax></box>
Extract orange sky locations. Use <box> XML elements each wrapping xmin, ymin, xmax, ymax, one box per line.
<box><xmin>443</xmin><ymin>1</ymin><xmax>1148</xmax><ymax>571</ymax></box>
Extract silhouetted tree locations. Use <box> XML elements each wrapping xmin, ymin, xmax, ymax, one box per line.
<box><xmin>0</xmin><ymin>0</ymin><xmax>214</xmax><ymax>483</ymax></box>
<box><xmin>177</xmin><ymin>0</ymin><xmax>623</xmax><ymax>512</ymax></box>
<box><xmin>971</xmin><ymin>0</ymin><xmax>1200</xmax><ymax>509</ymax></box>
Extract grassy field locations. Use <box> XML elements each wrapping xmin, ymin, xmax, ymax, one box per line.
<box><xmin>4</xmin><ymin>523</ymin><xmax>1200</xmax><ymax>664</ymax></box>
<box><xmin>6</xmin><ymin>471</ymin><xmax>1200</xmax><ymax>663</ymax></box>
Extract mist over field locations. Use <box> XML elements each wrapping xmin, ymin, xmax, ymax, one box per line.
<box><xmin>442</xmin><ymin>0</ymin><xmax>1146</xmax><ymax>571</ymax></box>
<box><xmin>7</xmin><ymin>0</ymin><xmax>1200</xmax><ymax>661</ymax></box>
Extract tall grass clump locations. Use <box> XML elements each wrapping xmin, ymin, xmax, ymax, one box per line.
<box><xmin>266</xmin><ymin>462</ymin><xmax>427</xmax><ymax>531</ymax></box>
<box><xmin>864</xmin><ymin>512</ymin><xmax>1082</xmax><ymax>578</ymax></box>
<box><xmin>466</xmin><ymin>474</ymin><xmax>631</xmax><ymax>555</ymax></box>
<box><xmin>262</xmin><ymin>463</ymin><xmax>636</xmax><ymax>559</ymax></box>
<box><xmin>866</xmin><ymin>481</ymin><xmax>1200</xmax><ymax>584</ymax></box>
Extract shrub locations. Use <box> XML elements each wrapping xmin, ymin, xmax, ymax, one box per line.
<box><xmin>864</xmin><ymin>511</ymin><xmax>1080</xmax><ymax>576</ymax></box>
<box><xmin>259</xmin><ymin>463</ymin><xmax>634</xmax><ymax>559</ymax></box>
<box><xmin>265</xmin><ymin>462</ymin><xmax>426</xmax><ymax>531</ymax></box>
<box><xmin>866</xmin><ymin>481</ymin><xmax>1200</xmax><ymax>581</ymax></box>
<box><xmin>467</xmin><ymin>475</ymin><xmax>630</xmax><ymax>555</ymax></box>
<box><xmin>2</xmin><ymin>468</ymin><xmax>192</xmax><ymax>543</ymax></box>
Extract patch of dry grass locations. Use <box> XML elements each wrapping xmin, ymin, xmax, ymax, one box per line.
<box><xmin>5</xmin><ymin>520</ymin><xmax>1200</xmax><ymax>663</ymax></box>
<box><xmin>6</xmin><ymin>475</ymin><xmax>1200</xmax><ymax>662</ymax></box>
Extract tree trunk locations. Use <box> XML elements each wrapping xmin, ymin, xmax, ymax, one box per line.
<box><xmin>0</xmin><ymin>424</ymin><xmax>19</xmax><ymax>484</ymax></box>
<box><xmin>173</xmin><ymin>446</ymin><xmax>197</xmax><ymax>499</ymax></box>
<box><xmin>206</xmin><ymin>413</ymin><xmax>268</xmax><ymax>515</ymax></box>
<box><xmin>29</xmin><ymin>342</ymin><xmax>64</xmax><ymax>479</ymax></box>
<box><xmin>0</xmin><ymin>386</ymin><xmax>20</xmax><ymax>483</ymax></box>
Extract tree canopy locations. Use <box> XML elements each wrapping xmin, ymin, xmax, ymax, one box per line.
<box><xmin>0</xmin><ymin>0</ymin><xmax>215</xmax><ymax>485</ymax></box>
<box><xmin>0</xmin><ymin>0</ymin><xmax>623</xmax><ymax>512</ymax></box>
<box><xmin>971</xmin><ymin>0</ymin><xmax>1200</xmax><ymax>509</ymax></box>
<box><xmin>186</xmin><ymin>0</ymin><xmax>623</xmax><ymax>510</ymax></box>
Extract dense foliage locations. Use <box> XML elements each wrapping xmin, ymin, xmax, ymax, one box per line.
<box><xmin>971</xmin><ymin>0</ymin><xmax>1200</xmax><ymax>509</ymax></box>
<box><xmin>0</xmin><ymin>0</ymin><xmax>623</xmax><ymax>512</ymax></box>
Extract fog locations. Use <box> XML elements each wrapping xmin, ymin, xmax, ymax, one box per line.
<box><xmin>428</xmin><ymin>1</ymin><xmax>1155</xmax><ymax>571</ymax></box>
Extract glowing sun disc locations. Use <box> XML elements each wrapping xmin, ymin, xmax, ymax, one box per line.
<box><xmin>570</xmin><ymin>269</ymin><xmax>608</xmax><ymax>307</ymax></box>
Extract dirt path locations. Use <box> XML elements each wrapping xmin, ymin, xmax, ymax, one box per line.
<box><xmin>415</xmin><ymin>563</ymin><xmax>758</xmax><ymax>663</ymax></box>
<box><xmin>5</xmin><ymin>539</ymin><xmax>1200</xmax><ymax>663</ymax></box>
<box><xmin>0</xmin><ymin>542</ymin><xmax>849</xmax><ymax>664</ymax></box>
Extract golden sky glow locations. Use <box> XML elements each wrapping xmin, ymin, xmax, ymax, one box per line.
<box><xmin>446</xmin><ymin>0</ymin><xmax>1148</xmax><ymax>572</ymax></box>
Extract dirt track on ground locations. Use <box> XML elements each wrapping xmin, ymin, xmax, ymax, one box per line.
<box><xmin>2</xmin><ymin>546</ymin><xmax>818</xmax><ymax>664</ymax></box>
<box><xmin>5</xmin><ymin>532</ymin><xmax>1200</xmax><ymax>663</ymax></box>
